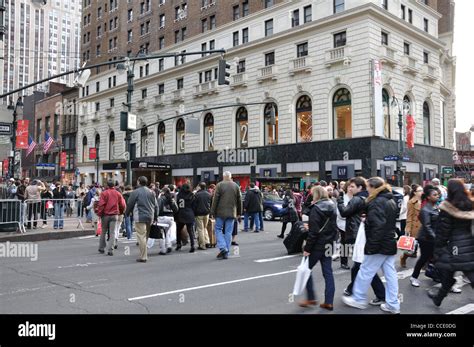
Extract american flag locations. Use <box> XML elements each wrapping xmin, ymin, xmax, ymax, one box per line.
<box><xmin>43</xmin><ymin>132</ymin><xmax>54</xmax><ymax>154</ymax></box>
<box><xmin>26</xmin><ymin>136</ymin><xmax>36</xmax><ymax>157</ymax></box>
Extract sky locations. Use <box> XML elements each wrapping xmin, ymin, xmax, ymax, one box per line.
<box><xmin>453</xmin><ymin>0</ymin><xmax>474</xmax><ymax>133</ymax></box>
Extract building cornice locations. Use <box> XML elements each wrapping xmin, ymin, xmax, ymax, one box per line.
<box><xmin>81</xmin><ymin>2</ymin><xmax>447</xmax><ymax>102</ymax></box>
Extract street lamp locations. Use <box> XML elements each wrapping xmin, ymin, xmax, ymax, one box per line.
<box><xmin>391</xmin><ymin>96</ymin><xmax>410</xmax><ymax>187</ymax></box>
<box><xmin>95</xmin><ymin>144</ymin><xmax>99</xmax><ymax>186</ymax></box>
<box><xmin>116</xmin><ymin>50</ymin><xmax>147</xmax><ymax>186</ymax></box>
<box><xmin>7</xmin><ymin>96</ymin><xmax>24</xmax><ymax>179</ymax></box>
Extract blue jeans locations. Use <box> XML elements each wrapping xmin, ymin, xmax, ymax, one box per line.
<box><xmin>53</xmin><ymin>203</ymin><xmax>64</xmax><ymax>228</ymax></box>
<box><xmin>250</xmin><ymin>212</ymin><xmax>264</xmax><ymax>231</ymax></box>
<box><xmin>215</xmin><ymin>217</ymin><xmax>235</xmax><ymax>253</ymax></box>
<box><xmin>244</xmin><ymin>212</ymin><xmax>260</xmax><ymax>231</ymax></box>
<box><xmin>353</xmin><ymin>254</ymin><xmax>400</xmax><ymax>311</ymax></box>
<box><xmin>305</xmin><ymin>250</ymin><xmax>335</xmax><ymax>304</ymax></box>
<box><xmin>124</xmin><ymin>216</ymin><xmax>133</xmax><ymax>239</ymax></box>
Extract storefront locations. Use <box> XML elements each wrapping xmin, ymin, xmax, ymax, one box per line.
<box><xmin>286</xmin><ymin>162</ymin><xmax>319</xmax><ymax>191</ymax></box>
<box><xmin>172</xmin><ymin>168</ymin><xmax>193</xmax><ymax>188</ymax></box>
<box><xmin>131</xmin><ymin>161</ymin><xmax>172</xmax><ymax>186</ymax></box>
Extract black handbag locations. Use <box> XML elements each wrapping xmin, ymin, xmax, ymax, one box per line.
<box><xmin>149</xmin><ymin>223</ymin><xmax>164</xmax><ymax>239</ymax></box>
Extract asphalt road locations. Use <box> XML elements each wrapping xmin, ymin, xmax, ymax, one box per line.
<box><xmin>1</xmin><ymin>221</ymin><xmax>472</xmax><ymax>314</ymax></box>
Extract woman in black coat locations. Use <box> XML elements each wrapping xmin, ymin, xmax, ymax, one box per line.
<box><xmin>410</xmin><ymin>185</ymin><xmax>440</xmax><ymax>287</ymax></box>
<box><xmin>428</xmin><ymin>179</ymin><xmax>474</xmax><ymax>306</ymax></box>
<box><xmin>175</xmin><ymin>184</ymin><xmax>196</xmax><ymax>252</ymax></box>
<box><xmin>298</xmin><ymin>186</ymin><xmax>337</xmax><ymax>310</ymax></box>
<box><xmin>278</xmin><ymin>189</ymin><xmax>299</xmax><ymax>238</ymax></box>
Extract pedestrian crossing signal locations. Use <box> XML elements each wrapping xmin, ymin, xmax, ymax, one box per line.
<box><xmin>218</xmin><ymin>59</ymin><xmax>231</xmax><ymax>85</ymax></box>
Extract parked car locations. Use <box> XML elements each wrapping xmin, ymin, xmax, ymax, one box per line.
<box><xmin>241</xmin><ymin>192</ymin><xmax>286</xmax><ymax>221</ymax></box>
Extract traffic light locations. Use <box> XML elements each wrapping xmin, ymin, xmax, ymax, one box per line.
<box><xmin>218</xmin><ymin>58</ymin><xmax>231</xmax><ymax>85</ymax></box>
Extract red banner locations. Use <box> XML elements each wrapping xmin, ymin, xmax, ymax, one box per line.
<box><xmin>406</xmin><ymin>114</ymin><xmax>416</xmax><ymax>149</ymax></box>
<box><xmin>89</xmin><ymin>148</ymin><xmax>97</xmax><ymax>160</ymax></box>
<box><xmin>3</xmin><ymin>159</ymin><xmax>9</xmax><ymax>175</ymax></box>
<box><xmin>16</xmin><ymin>120</ymin><xmax>29</xmax><ymax>149</ymax></box>
<box><xmin>60</xmin><ymin>152</ymin><xmax>67</xmax><ymax>168</ymax></box>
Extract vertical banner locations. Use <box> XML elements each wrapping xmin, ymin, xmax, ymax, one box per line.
<box><xmin>16</xmin><ymin>120</ymin><xmax>29</xmax><ymax>149</ymax></box>
<box><xmin>406</xmin><ymin>114</ymin><xmax>416</xmax><ymax>149</ymax></box>
<box><xmin>3</xmin><ymin>159</ymin><xmax>9</xmax><ymax>175</ymax></box>
<box><xmin>60</xmin><ymin>152</ymin><xmax>67</xmax><ymax>168</ymax></box>
<box><xmin>373</xmin><ymin>60</ymin><xmax>384</xmax><ymax>137</ymax></box>
<box><xmin>89</xmin><ymin>148</ymin><xmax>97</xmax><ymax>160</ymax></box>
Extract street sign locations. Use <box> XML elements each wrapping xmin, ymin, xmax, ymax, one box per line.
<box><xmin>384</xmin><ymin>155</ymin><xmax>410</xmax><ymax>161</ymax></box>
<box><xmin>0</xmin><ymin>122</ymin><xmax>12</xmax><ymax>136</ymax></box>
<box><xmin>442</xmin><ymin>167</ymin><xmax>454</xmax><ymax>175</ymax></box>
<box><xmin>36</xmin><ymin>163</ymin><xmax>56</xmax><ymax>171</ymax></box>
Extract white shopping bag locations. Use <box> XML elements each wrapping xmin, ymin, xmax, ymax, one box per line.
<box><xmin>292</xmin><ymin>257</ymin><xmax>311</xmax><ymax>296</ymax></box>
<box><xmin>147</xmin><ymin>238</ymin><xmax>155</xmax><ymax>249</ymax></box>
<box><xmin>169</xmin><ymin>222</ymin><xmax>177</xmax><ymax>245</ymax></box>
<box><xmin>352</xmin><ymin>222</ymin><xmax>366</xmax><ymax>264</ymax></box>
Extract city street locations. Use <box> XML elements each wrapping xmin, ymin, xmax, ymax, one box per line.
<box><xmin>1</xmin><ymin>221</ymin><xmax>472</xmax><ymax>315</ymax></box>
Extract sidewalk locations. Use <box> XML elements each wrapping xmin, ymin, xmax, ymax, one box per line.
<box><xmin>0</xmin><ymin>221</ymin><xmax>95</xmax><ymax>242</ymax></box>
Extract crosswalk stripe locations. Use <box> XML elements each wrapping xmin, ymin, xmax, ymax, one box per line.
<box><xmin>446</xmin><ymin>304</ymin><xmax>474</xmax><ymax>314</ymax></box>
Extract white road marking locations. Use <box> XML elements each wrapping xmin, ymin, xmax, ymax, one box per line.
<box><xmin>0</xmin><ymin>285</ymin><xmax>57</xmax><ymax>296</ymax></box>
<box><xmin>381</xmin><ymin>268</ymin><xmax>414</xmax><ymax>283</ymax></box>
<box><xmin>446</xmin><ymin>304</ymin><xmax>474</xmax><ymax>315</ymax></box>
<box><xmin>254</xmin><ymin>255</ymin><xmax>299</xmax><ymax>263</ymax></box>
<box><xmin>128</xmin><ymin>269</ymin><xmax>297</xmax><ymax>301</ymax></box>
<box><xmin>77</xmin><ymin>235</ymin><xmax>96</xmax><ymax>239</ymax></box>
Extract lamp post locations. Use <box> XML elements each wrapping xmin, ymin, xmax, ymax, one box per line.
<box><xmin>95</xmin><ymin>144</ymin><xmax>99</xmax><ymax>186</ymax></box>
<box><xmin>116</xmin><ymin>51</ymin><xmax>146</xmax><ymax>186</ymax></box>
<box><xmin>7</xmin><ymin>96</ymin><xmax>24</xmax><ymax>179</ymax></box>
<box><xmin>391</xmin><ymin>96</ymin><xmax>410</xmax><ymax>187</ymax></box>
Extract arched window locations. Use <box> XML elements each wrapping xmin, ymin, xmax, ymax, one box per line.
<box><xmin>157</xmin><ymin>122</ymin><xmax>166</xmax><ymax>156</ymax></box>
<box><xmin>176</xmin><ymin>118</ymin><xmax>185</xmax><ymax>153</ymax></box>
<box><xmin>333</xmin><ymin>88</ymin><xmax>352</xmax><ymax>139</ymax></box>
<box><xmin>108</xmin><ymin>132</ymin><xmax>115</xmax><ymax>160</ymax></box>
<box><xmin>296</xmin><ymin>95</ymin><xmax>312</xmax><ymax>142</ymax></box>
<box><xmin>82</xmin><ymin>136</ymin><xmax>88</xmax><ymax>163</ymax></box>
<box><xmin>423</xmin><ymin>101</ymin><xmax>431</xmax><ymax>145</ymax></box>
<box><xmin>141</xmin><ymin>126</ymin><xmax>148</xmax><ymax>157</ymax></box>
<box><xmin>95</xmin><ymin>134</ymin><xmax>100</xmax><ymax>159</ymax></box>
<box><xmin>236</xmin><ymin>107</ymin><xmax>248</xmax><ymax>148</ymax></box>
<box><xmin>203</xmin><ymin>113</ymin><xmax>214</xmax><ymax>151</ymax></box>
<box><xmin>382</xmin><ymin>89</ymin><xmax>390</xmax><ymax>138</ymax></box>
<box><xmin>264</xmin><ymin>103</ymin><xmax>278</xmax><ymax>145</ymax></box>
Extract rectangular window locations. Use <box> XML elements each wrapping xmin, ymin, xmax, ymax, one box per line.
<box><xmin>292</xmin><ymin>9</ymin><xmax>299</xmax><ymax>27</ymax></box>
<box><xmin>201</xmin><ymin>18</ymin><xmax>207</xmax><ymax>33</ymax></box>
<box><xmin>423</xmin><ymin>51</ymin><xmax>429</xmax><ymax>64</ymax></box>
<box><xmin>237</xmin><ymin>60</ymin><xmax>246</xmax><ymax>74</ymax></box>
<box><xmin>424</xmin><ymin>18</ymin><xmax>429</xmax><ymax>32</ymax></box>
<box><xmin>401</xmin><ymin>5</ymin><xmax>406</xmax><ymax>20</ymax></box>
<box><xmin>142</xmin><ymin>89</ymin><xmax>147</xmax><ymax>99</ymax></box>
<box><xmin>381</xmin><ymin>31</ymin><xmax>388</xmax><ymax>46</ymax></box>
<box><xmin>139</xmin><ymin>66</ymin><xmax>144</xmax><ymax>78</ymax></box>
<box><xmin>145</xmin><ymin>64</ymin><xmax>150</xmax><ymax>76</ymax></box>
<box><xmin>408</xmin><ymin>9</ymin><xmax>413</xmax><ymax>24</ymax></box>
<box><xmin>297</xmin><ymin>42</ymin><xmax>308</xmax><ymax>57</ymax></box>
<box><xmin>265</xmin><ymin>52</ymin><xmax>275</xmax><ymax>66</ymax></box>
<box><xmin>128</xmin><ymin>29</ymin><xmax>132</xmax><ymax>42</ymax></box>
<box><xmin>96</xmin><ymin>81</ymin><xmax>100</xmax><ymax>92</ymax></box>
<box><xmin>265</xmin><ymin>19</ymin><xmax>273</xmax><ymax>37</ymax></box>
<box><xmin>334</xmin><ymin>0</ymin><xmax>344</xmax><ymax>14</ymax></box>
<box><xmin>95</xmin><ymin>102</ymin><xmax>100</xmax><ymax>112</ymax></box>
<box><xmin>381</xmin><ymin>0</ymin><xmax>388</xmax><ymax>10</ymax></box>
<box><xmin>158</xmin><ymin>84</ymin><xmax>165</xmax><ymax>95</ymax></box>
<box><xmin>110</xmin><ymin>98</ymin><xmax>115</xmax><ymax>108</ymax></box>
<box><xmin>404</xmin><ymin>42</ymin><xmax>410</xmax><ymax>55</ymax></box>
<box><xmin>242</xmin><ymin>28</ymin><xmax>249</xmax><ymax>43</ymax></box>
<box><xmin>201</xmin><ymin>42</ymin><xmax>207</xmax><ymax>57</ymax></box>
<box><xmin>159</xmin><ymin>36</ymin><xmax>165</xmax><ymax>49</ymax></box>
<box><xmin>242</xmin><ymin>1</ymin><xmax>249</xmax><ymax>17</ymax></box>
<box><xmin>174</xmin><ymin>30</ymin><xmax>180</xmax><ymax>43</ymax></box>
<box><xmin>204</xmin><ymin>70</ymin><xmax>212</xmax><ymax>82</ymax></box>
<box><xmin>233</xmin><ymin>5</ymin><xmax>239</xmax><ymax>20</ymax></box>
<box><xmin>210</xmin><ymin>15</ymin><xmax>216</xmax><ymax>29</ymax></box>
<box><xmin>233</xmin><ymin>31</ymin><xmax>239</xmax><ymax>47</ymax></box>
<box><xmin>128</xmin><ymin>9</ymin><xmax>133</xmax><ymax>21</ymax></box>
<box><xmin>160</xmin><ymin>14</ymin><xmax>165</xmax><ymax>27</ymax></box>
<box><xmin>304</xmin><ymin>5</ymin><xmax>312</xmax><ymax>23</ymax></box>
<box><xmin>209</xmin><ymin>40</ymin><xmax>215</xmax><ymax>50</ymax></box>
<box><xmin>177</xmin><ymin>78</ymin><xmax>184</xmax><ymax>90</ymax></box>
<box><xmin>181</xmin><ymin>27</ymin><xmax>187</xmax><ymax>41</ymax></box>
<box><xmin>334</xmin><ymin>31</ymin><xmax>346</xmax><ymax>48</ymax></box>
<box><xmin>265</xmin><ymin>0</ymin><xmax>273</xmax><ymax>8</ymax></box>
<box><xmin>159</xmin><ymin>58</ymin><xmax>164</xmax><ymax>71</ymax></box>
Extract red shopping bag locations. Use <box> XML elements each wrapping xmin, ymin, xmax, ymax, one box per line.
<box><xmin>96</xmin><ymin>220</ymin><xmax>102</xmax><ymax>236</ymax></box>
<box><xmin>397</xmin><ymin>235</ymin><xmax>415</xmax><ymax>252</ymax></box>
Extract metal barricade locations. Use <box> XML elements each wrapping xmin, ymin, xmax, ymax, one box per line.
<box><xmin>24</xmin><ymin>198</ymin><xmax>85</xmax><ymax>231</ymax></box>
<box><xmin>0</xmin><ymin>199</ymin><xmax>25</xmax><ymax>233</ymax></box>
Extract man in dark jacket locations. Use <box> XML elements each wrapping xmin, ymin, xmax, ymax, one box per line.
<box><xmin>342</xmin><ymin>177</ymin><xmax>400</xmax><ymax>314</ymax></box>
<box><xmin>52</xmin><ymin>182</ymin><xmax>67</xmax><ymax>229</ymax></box>
<box><xmin>193</xmin><ymin>182</ymin><xmax>212</xmax><ymax>250</ymax></box>
<box><xmin>175</xmin><ymin>183</ymin><xmax>195</xmax><ymax>252</ymax></box>
<box><xmin>338</xmin><ymin>177</ymin><xmax>385</xmax><ymax>305</ymax></box>
<box><xmin>125</xmin><ymin>176</ymin><xmax>158</xmax><ymax>262</ymax></box>
<box><xmin>243</xmin><ymin>183</ymin><xmax>262</xmax><ymax>232</ymax></box>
